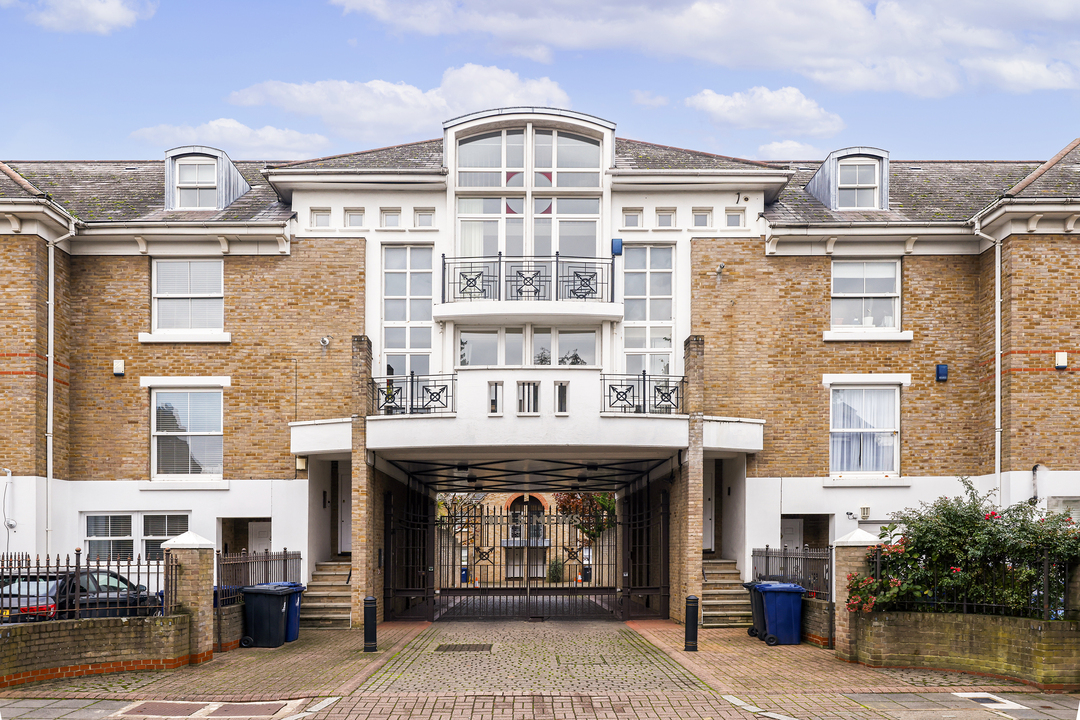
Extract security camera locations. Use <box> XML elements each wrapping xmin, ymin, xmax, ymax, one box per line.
<box><xmin>320</xmin><ymin>336</ymin><xmax>332</xmax><ymax>347</ymax></box>
<box><xmin>718</xmin><ymin>262</ymin><xmax>725</xmax><ymax>270</ymax></box>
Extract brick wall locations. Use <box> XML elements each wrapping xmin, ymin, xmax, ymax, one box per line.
<box><xmin>851</xmin><ymin>611</ymin><xmax>1080</xmax><ymax>690</ymax></box>
<box><xmin>214</xmin><ymin>603</ymin><xmax>244</xmax><ymax>653</ymax></box>
<box><xmin>0</xmin><ymin>615</ymin><xmax>190</xmax><ymax>689</ymax></box>
<box><xmin>801</xmin><ymin>597</ymin><xmax>833</xmax><ymax>648</ymax></box>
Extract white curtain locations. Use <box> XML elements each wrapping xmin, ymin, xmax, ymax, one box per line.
<box><xmin>831</xmin><ymin>387</ymin><xmax>896</xmax><ymax>472</ymax></box>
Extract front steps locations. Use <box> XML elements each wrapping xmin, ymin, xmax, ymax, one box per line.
<box><xmin>300</xmin><ymin>560</ymin><xmax>352</xmax><ymax>628</ymax></box>
<box><xmin>701</xmin><ymin>558</ymin><xmax>752</xmax><ymax>628</ymax></box>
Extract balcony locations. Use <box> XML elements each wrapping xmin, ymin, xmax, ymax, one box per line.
<box><xmin>435</xmin><ymin>254</ymin><xmax>622</xmax><ymax>325</ymax></box>
<box><xmin>600</xmin><ymin>372</ymin><xmax>685</xmax><ymax>415</ymax></box>
<box><xmin>370</xmin><ymin>373</ymin><xmax>457</xmax><ymax>416</ymax></box>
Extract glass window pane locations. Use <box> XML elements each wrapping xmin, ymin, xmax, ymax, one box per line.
<box><xmin>839</xmin><ymin>165</ymin><xmax>858</xmax><ymax>185</ymax></box>
<box><xmin>481</xmin><ymin>198</ymin><xmax>501</xmax><ymax>214</ymax></box>
<box><xmin>411</xmin><ymin>272</ymin><xmax>432</xmax><ymax>297</ymax></box>
<box><xmin>385</xmin><ymin>327</ymin><xmax>407</xmax><ymax>348</ymax></box>
<box><xmin>410</xmin><ymin>327</ymin><xmax>431</xmax><ymax>349</ymax></box>
<box><xmin>857</xmin><ymin>188</ymin><xmax>875</xmax><ymax>207</ymax></box>
<box><xmin>650</xmin><ymin>246</ymin><xmax>672</xmax><ymax>269</ymax></box>
<box><xmin>534</xmin><ymin>131</ymin><xmax>552</xmax><ymax>168</ymax></box>
<box><xmin>559</xmin><ymin>331</ymin><xmax>595</xmax><ymax>365</ymax></box>
<box><xmin>458</xmin><ymin>198</ymin><xmax>485</xmax><ymax>214</ymax></box>
<box><xmin>385</xmin><ymin>247</ymin><xmax>407</xmax><ymax>269</ymax></box>
<box><xmin>838</xmin><ymin>188</ymin><xmax>857</xmax><ymax>207</ymax></box>
<box><xmin>506</xmin><ymin>328</ymin><xmax>523</xmax><ymax>365</ymax></box>
<box><xmin>506</xmin><ymin>130</ymin><xmax>524</xmax><ymax>168</ymax></box>
<box><xmin>626</xmin><ymin>354</ymin><xmax>645</xmax><ymax>374</ymax></box>
<box><xmin>188</xmin><ymin>392</ymin><xmax>222</xmax><ymax>433</ymax></box>
<box><xmin>556</xmin><ymin>133</ymin><xmax>601</xmax><ymax>168</ymax></box>
<box><xmin>189</xmin><ymin>261</ymin><xmax>222</xmax><ymax>294</ymax></box>
<box><xmin>650</xmin><ymin>272</ymin><xmax>672</xmax><ymax>296</ymax></box>
<box><xmin>411</xmin><ymin>246</ymin><xmax>432</xmax><ymax>269</ymax></box>
<box><xmin>156</xmin><ymin>262</ymin><xmax>190</xmax><ymax>294</ymax></box>
<box><xmin>197</xmin><ymin>163</ymin><xmax>215</xmax><ymax>184</ymax></box>
<box><xmin>857</xmin><ymin>164</ymin><xmax>876</xmax><ymax>185</ymax></box>
<box><xmin>189</xmin><ymin>298</ymin><xmax>223</xmax><ymax>329</ymax></box>
<box><xmin>650</xmin><ymin>298</ymin><xmax>672</xmax><ymax>321</ymax></box>
<box><xmin>557</xmin><ymin>198</ymin><xmax>600</xmax><ymax>214</ymax></box>
<box><xmin>535</xmin><ymin>198</ymin><xmax>553</xmax><ymax>215</ymax></box>
<box><xmin>625</xmin><ymin>298</ymin><xmax>646</xmax><ymax>321</ymax></box>
<box><xmin>384</xmin><ymin>299</ymin><xmax>407</xmax><ymax>321</ymax></box>
<box><xmin>410</xmin><ymin>298</ymin><xmax>432</xmax><ymax>321</ymax></box>
<box><xmin>623</xmin><ymin>212</ymin><xmax>639</xmax><ymax>227</ymax></box>
<box><xmin>649</xmin><ymin>354</ymin><xmax>670</xmax><ymax>375</ymax></box>
<box><xmin>625</xmin><ymin>327</ymin><xmax>646</xmax><ymax>348</ymax></box>
<box><xmin>694</xmin><ymin>213</ymin><xmax>709</xmax><ymax>227</ymax></box>
<box><xmin>864</xmin><ymin>263</ymin><xmax>896</xmax><ymax>293</ymax></box>
<box><xmin>650</xmin><ymin>327</ymin><xmax>672</xmax><ymax>348</ymax></box>
<box><xmin>533</xmin><ymin>328</ymin><xmax>551</xmax><ymax>365</ymax></box>
<box><xmin>558</xmin><ymin>221</ymin><xmax>596</xmax><ymax>257</ymax></box>
<box><xmin>533</xmin><ymin>219</ymin><xmax>552</xmax><ymax>256</ymax></box>
<box><xmin>198</xmin><ymin>188</ymin><xmax>216</xmax><ymax>207</ymax></box>
<box><xmin>557</xmin><ymin>172</ymin><xmax>599</xmax><ymax>187</ymax></box>
<box><xmin>831</xmin><ymin>298</ymin><xmax>863</xmax><ymax>326</ymax></box>
<box><xmin>188</xmin><ymin>435</ymin><xmax>222</xmax><ymax>474</ymax></box>
<box><xmin>459</xmin><ymin>132</ymin><xmax>502</xmax><ymax>168</ymax></box>
<box><xmin>726</xmin><ymin>213</ymin><xmax>742</xmax><ymax>227</ymax></box>
<box><xmin>625</xmin><ymin>272</ymin><xmax>646</xmax><ymax>297</ymax></box>
<box><xmin>625</xmin><ymin>246</ymin><xmax>647</xmax><ymax>270</ymax></box>
<box><xmin>157</xmin><ymin>298</ymin><xmax>189</xmax><ymax>329</ymax></box>
<box><xmin>534</xmin><ymin>172</ymin><xmax>552</xmax><ymax>187</ymax></box>
<box><xmin>506</xmin><ymin>171</ymin><xmax>524</xmax><ymax>187</ymax></box>
<box><xmin>384</xmin><ymin>272</ymin><xmax>407</xmax><ymax>296</ymax></box>
<box><xmin>156</xmin><ymin>392</ymin><xmax>188</xmax><ymax>432</ymax></box>
<box><xmin>347</xmin><ymin>212</ymin><xmax>364</xmax><ymax>227</ymax></box>
<box><xmin>383</xmin><ymin>212</ymin><xmax>400</xmax><ymax>227</ymax></box>
<box><xmin>178</xmin><ymin>164</ymin><xmax>197</xmax><ymax>184</ymax></box>
<box><xmin>506</xmin><ymin>218</ymin><xmax>524</xmax><ymax>256</ymax></box>
<box><xmin>459</xmin><ymin>172</ymin><xmax>501</xmax><ymax>187</ymax></box>
<box><xmin>506</xmin><ymin>198</ymin><xmax>524</xmax><ymax>215</ymax></box>
<box><xmin>386</xmin><ymin>354</ymin><xmax>406</xmax><ymax>376</ymax></box>
<box><xmin>657</xmin><ymin>213</ymin><xmax>673</xmax><ymax>227</ymax></box>
<box><xmin>178</xmin><ymin>188</ymin><xmax>199</xmax><ymax>207</ymax></box>
<box><xmin>410</xmin><ymin>354</ymin><xmax>430</xmax><ymax>375</ymax></box>
<box><xmin>459</xmin><ymin>330</ymin><xmax>498</xmax><ymax>366</ymax></box>
<box><xmin>832</xmin><ymin>263</ymin><xmax>864</xmax><ymax>294</ymax></box>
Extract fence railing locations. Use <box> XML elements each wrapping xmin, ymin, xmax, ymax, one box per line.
<box><xmin>600</xmin><ymin>372</ymin><xmax>686</xmax><ymax>415</ymax></box>
<box><xmin>443</xmin><ymin>254</ymin><xmax>615</xmax><ymax>303</ymax></box>
<box><xmin>370</xmin><ymin>373</ymin><xmax>457</xmax><ymax>416</ymax></box>
<box><xmin>751</xmin><ymin>545</ymin><xmax>832</xmax><ymax>601</ymax></box>
<box><xmin>216</xmin><ymin>549</ymin><xmax>303</xmax><ymax>607</ymax></box>
<box><xmin>870</xmin><ymin>546</ymin><xmax>1070</xmax><ymax>620</ymax></box>
<box><xmin>0</xmin><ymin>549</ymin><xmax>170</xmax><ymax>623</ymax></box>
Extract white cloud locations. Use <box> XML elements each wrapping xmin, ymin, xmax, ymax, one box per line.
<box><xmin>757</xmin><ymin>140</ymin><xmax>825</xmax><ymax>161</ymax></box>
<box><xmin>632</xmin><ymin>90</ymin><xmax>668</xmax><ymax>107</ymax></box>
<box><xmin>686</xmin><ymin>86</ymin><xmax>844</xmax><ymax>137</ymax></box>
<box><xmin>330</xmin><ymin>0</ymin><xmax>1080</xmax><ymax>97</ymax></box>
<box><xmin>130</xmin><ymin>119</ymin><xmax>330</xmax><ymax>160</ymax></box>
<box><xmin>229</xmin><ymin>64</ymin><xmax>570</xmax><ymax>144</ymax></box>
<box><xmin>11</xmin><ymin>0</ymin><xmax>155</xmax><ymax>33</ymax></box>
<box><xmin>961</xmin><ymin>56</ymin><xmax>1077</xmax><ymax>92</ymax></box>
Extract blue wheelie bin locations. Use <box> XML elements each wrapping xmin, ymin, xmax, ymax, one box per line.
<box><xmin>757</xmin><ymin>582</ymin><xmax>805</xmax><ymax>646</ymax></box>
<box><xmin>265</xmin><ymin>582</ymin><xmax>306</xmax><ymax>642</ymax></box>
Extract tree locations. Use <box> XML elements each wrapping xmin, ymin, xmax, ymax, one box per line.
<box><xmin>553</xmin><ymin>492</ymin><xmax>616</xmax><ymax>540</ymax></box>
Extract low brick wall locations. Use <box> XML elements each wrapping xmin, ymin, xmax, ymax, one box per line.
<box><xmin>214</xmin><ymin>604</ymin><xmax>244</xmax><ymax>653</ymax></box>
<box><xmin>802</xmin><ymin>597</ymin><xmax>833</xmax><ymax>648</ymax></box>
<box><xmin>851</xmin><ymin>611</ymin><xmax>1080</xmax><ymax>690</ymax></box>
<box><xmin>0</xmin><ymin>615</ymin><xmax>190</xmax><ymax>689</ymax></box>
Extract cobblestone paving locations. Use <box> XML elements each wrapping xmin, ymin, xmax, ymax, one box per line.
<box><xmin>356</xmin><ymin>621</ymin><xmax>709</xmax><ymax>694</ymax></box>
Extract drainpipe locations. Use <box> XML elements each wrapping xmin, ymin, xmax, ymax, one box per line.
<box><xmin>972</xmin><ymin>218</ymin><xmax>1002</xmax><ymax>506</ymax></box>
<box><xmin>46</xmin><ymin>217</ymin><xmax>76</xmax><ymax>557</ymax></box>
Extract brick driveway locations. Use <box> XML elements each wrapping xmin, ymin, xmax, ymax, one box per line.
<box><xmin>1</xmin><ymin>619</ymin><xmax>1076</xmax><ymax>720</ymax></box>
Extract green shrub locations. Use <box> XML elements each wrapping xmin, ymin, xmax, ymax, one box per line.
<box><xmin>547</xmin><ymin>557</ymin><xmax>564</xmax><ymax>583</ymax></box>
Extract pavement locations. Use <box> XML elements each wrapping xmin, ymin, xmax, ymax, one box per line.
<box><xmin>0</xmin><ymin>619</ymin><xmax>1077</xmax><ymax>720</ymax></box>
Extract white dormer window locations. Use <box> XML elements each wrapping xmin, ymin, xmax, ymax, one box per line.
<box><xmin>838</xmin><ymin>160</ymin><xmax>878</xmax><ymax>209</ymax></box>
<box><xmin>177</xmin><ymin>161</ymin><xmax>216</xmax><ymax>209</ymax></box>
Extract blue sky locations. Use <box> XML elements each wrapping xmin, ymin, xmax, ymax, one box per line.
<box><xmin>5</xmin><ymin>0</ymin><xmax>1080</xmax><ymax>162</ymax></box>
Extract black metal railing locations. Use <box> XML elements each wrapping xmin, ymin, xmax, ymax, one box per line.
<box><xmin>869</xmin><ymin>546</ymin><xmax>1070</xmax><ymax>620</ymax></box>
<box><xmin>0</xmin><ymin>549</ymin><xmax>172</xmax><ymax>623</ymax></box>
<box><xmin>442</xmin><ymin>254</ymin><xmax>614</xmax><ymax>303</ymax></box>
<box><xmin>216</xmin><ymin>549</ymin><xmax>303</xmax><ymax>607</ymax></box>
<box><xmin>370</xmin><ymin>373</ymin><xmax>457</xmax><ymax>416</ymax></box>
<box><xmin>601</xmin><ymin>372</ymin><xmax>685</xmax><ymax>414</ymax></box>
<box><xmin>752</xmin><ymin>545</ymin><xmax>832</xmax><ymax>601</ymax></box>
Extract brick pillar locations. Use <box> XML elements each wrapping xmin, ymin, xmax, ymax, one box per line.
<box><xmin>832</xmin><ymin>529</ymin><xmax>877</xmax><ymax>662</ymax></box>
<box><xmin>161</xmin><ymin>531</ymin><xmax>216</xmax><ymax>665</ymax></box>
<box><xmin>670</xmin><ymin>335</ymin><xmax>705</xmax><ymax>624</ymax></box>
<box><xmin>351</xmin><ymin>335</ymin><xmax>373</xmax><ymax>627</ymax></box>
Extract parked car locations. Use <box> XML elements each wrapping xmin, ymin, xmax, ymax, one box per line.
<box><xmin>0</xmin><ymin>569</ymin><xmax>161</xmax><ymax>623</ymax></box>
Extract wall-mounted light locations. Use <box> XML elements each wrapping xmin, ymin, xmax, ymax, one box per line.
<box><xmin>295</xmin><ymin>456</ymin><xmax>308</xmax><ymax>471</ymax></box>
<box><xmin>715</xmin><ymin>262</ymin><xmax>726</xmax><ymax>277</ymax></box>
<box><xmin>845</xmin><ymin>511</ymin><xmax>856</xmax><ymax>520</ymax></box>
<box><xmin>320</xmin><ymin>335</ymin><xmax>333</xmax><ymax>347</ymax></box>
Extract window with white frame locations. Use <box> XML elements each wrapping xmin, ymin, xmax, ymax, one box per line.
<box><xmin>176</xmin><ymin>160</ymin><xmax>216</xmax><ymax>209</ymax></box>
<box><xmin>533</xmin><ymin>130</ymin><xmax>601</xmax><ymax>188</ymax></box>
<box><xmin>85</xmin><ymin>513</ymin><xmax>188</xmax><ymax>561</ymax></box>
<box><xmin>414</xmin><ymin>208</ymin><xmax>434</xmax><ymax>227</ymax></box>
<box><xmin>311</xmin><ymin>209</ymin><xmax>330</xmax><ymax>227</ymax></box>
<box><xmin>456</xmin><ymin>128</ymin><xmax>601</xmax><ymax>187</ymax></box>
<box><xmin>153</xmin><ymin>260</ymin><xmax>224</xmax><ymax>333</ymax></box>
<box><xmin>458</xmin><ymin>129</ymin><xmax>525</xmax><ymax>188</ymax></box>
<box><xmin>383</xmin><ymin>246</ymin><xmax>433</xmax><ymax>376</ymax></box>
<box><xmin>623</xmin><ymin>245</ymin><xmax>673</xmax><ymax>375</ymax></box>
<box><xmin>693</xmin><ymin>209</ymin><xmax>712</xmax><ymax>228</ymax></box>
<box><xmin>725</xmin><ymin>210</ymin><xmax>744</xmax><ymax>227</ymax></box>
<box><xmin>837</xmin><ymin>159</ymin><xmax>879</xmax><ymax>209</ymax></box>
<box><xmin>153</xmin><ymin>389</ymin><xmax>223</xmax><ymax>478</ymax></box>
<box><xmin>830</xmin><ymin>386</ymin><xmax>899</xmax><ymax>474</ymax></box>
<box><xmin>457</xmin><ymin>326</ymin><xmax>596</xmax><ymax>367</ymax></box>
<box><xmin>656</xmin><ymin>209</ymin><xmax>675</xmax><ymax>228</ymax></box>
<box><xmin>623</xmin><ymin>209</ymin><xmax>642</xmax><ymax>228</ymax></box>
<box><xmin>381</xmin><ymin>208</ymin><xmax>401</xmax><ymax>228</ymax></box>
<box><xmin>831</xmin><ymin>260</ymin><xmax>900</xmax><ymax>331</ymax></box>
<box><xmin>346</xmin><ymin>209</ymin><xmax>365</xmax><ymax>227</ymax></box>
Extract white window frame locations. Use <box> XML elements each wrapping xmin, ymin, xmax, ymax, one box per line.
<box><xmin>382</xmin><ymin>245</ymin><xmax>434</xmax><ymax>377</ymax></box>
<box><xmin>693</xmin><ymin>209</ymin><xmax>712</xmax><ymax>228</ymax></box>
<box><xmin>822</xmin><ymin>374</ymin><xmax>910</xmax><ymax>483</ymax></box>
<box><xmin>380</xmin><ymin>208</ymin><xmax>402</xmax><ymax>229</ymax></box>
<box><xmin>622</xmin><ymin>209</ymin><xmax>643</xmax><ymax>229</ymax></box>
<box><xmin>517</xmin><ymin>381</ymin><xmax>541</xmax><ymax>415</ymax></box>
<box><xmin>724</xmin><ymin>209</ymin><xmax>744</xmax><ymax>228</ymax></box>
<box><xmin>175</xmin><ymin>159</ymin><xmax>216</xmax><ymax>209</ymax></box>
<box><xmin>488</xmin><ymin>381</ymin><xmax>503</xmax><ymax>416</ymax></box>
<box><xmin>456</xmin><ymin>129</ymin><xmax>527</xmax><ymax>189</ymax></box>
<box><xmin>623</xmin><ymin>244</ymin><xmax>674</xmax><ymax>376</ymax></box>
<box><xmin>655</xmin><ymin>208</ymin><xmax>676</xmax><ymax>229</ymax></box>
<box><xmin>837</xmin><ymin>158</ymin><xmax>879</xmax><ymax>210</ymax></box>
<box><xmin>148</xmin><ymin>385</ymin><xmax>226</xmax><ymax>481</ymax></box>
<box><xmin>455</xmin><ymin>325</ymin><xmax>600</xmax><ymax>369</ymax></box>
<box><xmin>825</xmin><ymin>259</ymin><xmax>912</xmax><ymax>342</ymax></box>
<box><xmin>554</xmin><ymin>381</ymin><xmax>569</xmax><ymax>415</ymax></box>
<box><xmin>84</xmin><ymin>512</ymin><xmax>189</xmax><ymax>562</ymax></box>
<box><xmin>827</xmin><ymin>384</ymin><xmax>900</xmax><ymax>478</ymax></box>
<box><xmin>311</xmin><ymin>209</ymin><xmax>331</xmax><ymax>228</ymax></box>
<box><xmin>414</xmin><ymin>208</ymin><xmax>435</xmax><ymax>229</ymax></box>
<box><xmin>345</xmin><ymin>209</ymin><xmax>366</xmax><ymax>228</ymax></box>
<box><xmin>141</xmin><ymin>259</ymin><xmax>230</xmax><ymax>344</ymax></box>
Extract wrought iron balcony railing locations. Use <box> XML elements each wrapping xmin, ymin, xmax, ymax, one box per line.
<box><xmin>442</xmin><ymin>254</ymin><xmax>614</xmax><ymax>303</ymax></box>
<box><xmin>601</xmin><ymin>372</ymin><xmax>686</xmax><ymax>415</ymax></box>
<box><xmin>370</xmin><ymin>373</ymin><xmax>457</xmax><ymax>416</ymax></box>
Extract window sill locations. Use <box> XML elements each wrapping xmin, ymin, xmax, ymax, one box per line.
<box><xmin>824</xmin><ymin>475</ymin><xmax>909</xmax><ymax>488</ymax></box>
<box><xmin>375</xmin><ymin>227</ymin><xmax>407</xmax><ymax>232</ymax></box>
<box><xmin>823</xmin><ymin>330</ymin><xmax>912</xmax><ymax>342</ymax></box>
<box><xmin>408</xmin><ymin>227</ymin><xmax>438</xmax><ymax>232</ymax></box>
<box><xmin>517</xmin><ymin>413</ymin><xmax>541</xmax><ymax>417</ymax></box>
<box><xmin>305</xmin><ymin>227</ymin><xmax>332</xmax><ymax>232</ymax></box>
<box><xmin>618</xmin><ymin>227</ymin><xmax>648</xmax><ymax>232</ymax></box>
<box><xmin>650</xmin><ymin>227</ymin><xmax>682</xmax><ymax>232</ymax></box>
<box><xmin>140</xmin><ymin>331</ymin><xmax>231</xmax><ymax>344</ymax></box>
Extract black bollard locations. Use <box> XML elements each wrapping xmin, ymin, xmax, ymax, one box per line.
<box><xmin>685</xmin><ymin>595</ymin><xmax>699</xmax><ymax>651</ymax></box>
<box><xmin>363</xmin><ymin>596</ymin><xmax>377</xmax><ymax>652</ymax></box>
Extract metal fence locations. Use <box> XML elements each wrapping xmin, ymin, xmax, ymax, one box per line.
<box><xmin>0</xmin><ymin>549</ymin><xmax>172</xmax><ymax>623</ymax></box>
<box><xmin>442</xmin><ymin>254</ymin><xmax>615</xmax><ymax>303</ymax></box>
<box><xmin>600</xmin><ymin>372</ymin><xmax>686</xmax><ymax>415</ymax></box>
<box><xmin>751</xmin><ymin>545</ymin><xmax>832</xmax><ymax>601</ymax></box>
<box><xmin>870</xmin><ymin>546</ymin><xmax>1071</xmax><ymax>620</ymax></box>
<box><xmin>370</xmin><ymin>373</ymin><xmax>457</xmax><ymax>416</ymax></box>
<box><xmin>216</xmin><ymin>549</ymin><xmax>303</xmax><ymax>607</ymax></box>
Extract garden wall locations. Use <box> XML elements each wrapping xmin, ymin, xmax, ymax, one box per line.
<box><xmin>802</xmin><ymin>598</ymin><xmax>833</xmax><ymax>648</ymax></box>
<box><xmin>851</xmin><ymin>611</ymin><xmax>1080</xmax><ymax>690</ymax></box>
<box><xmin>0</xmin><ymin>615</ymin><xmax>190</xmax><ymax>688</ymax></box>
<box><xmin>214</xmin><ymin>604</ymin><xmax>244</xmax><ymax>653</ymax></box>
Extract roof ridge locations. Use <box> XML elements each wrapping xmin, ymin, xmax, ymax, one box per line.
<box><xmin>616</xmin><ymin>137</ymin><xmax>784</xmax><ymax>170</ymax></box>
<box><xmin>268</xmin><ymin>138</ymin><xmax>442</xmax><ymax>169</ymax></box>
<box><xmin>0</xmin><ymin>161</ymin><xmax>45</xmax><ymax>196</ymax></box>
<box><xmin>1006</xmin><ymin>138</ymin><xmax>1080</xmax><ymax>197</ymax></box>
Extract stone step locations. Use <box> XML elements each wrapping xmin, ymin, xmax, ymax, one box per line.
<box><xmin>299</xmin><ymin>616</ymin><xmax>351</xmax><ymax>629</ymax></box>
<box><xmin>701</xmin><ymin>589</ymin><xmax>750</xmax><ymax>597</ymax></box>
<box><xmin>300</xmin><ymin>601</ymin><xmax>351</xmax><ymax>611</ymax></box>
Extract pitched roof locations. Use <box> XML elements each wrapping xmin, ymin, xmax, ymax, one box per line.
<box><xmin>613</xmin><ymin>138</ymin><xmax>783</xmax><ymax>171</ymax></box>
<box><xmin>766</xmin><ymin>161</ymin><xmax>1041</xmax><ymax>224</ymax></box>
<box><xmin>0</xmin><ymin>161</ymin><xmax>44</xmax><ymax>200</ymax></box>
<box><xmin>4</xmin><ymin>161</ymin><xmax>290</xmax><ymax>223</ymax></box>
<box><xmin>268</xmin><ymin>140</ymin><xmax>445</xmax><ymax>171</ymax></box>
<box><xmin>1006</xmin><ymin>138</ymin><xmax>1080</xmax><ymax>198</ymax></box>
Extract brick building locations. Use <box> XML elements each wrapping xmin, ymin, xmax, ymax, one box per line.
<box><xmin>2</xmin><ymin>108</ymin><xmax>1079</xmax><ymax>626</ymax></box>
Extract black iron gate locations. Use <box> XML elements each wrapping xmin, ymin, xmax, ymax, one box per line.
<box><xmin>385</xmin><ymin>487</ymin><xmax>668</xmax><ymax>621</ymax></box>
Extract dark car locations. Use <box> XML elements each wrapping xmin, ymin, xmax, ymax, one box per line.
<box><xmin>0</xmin><ymin>569</ymin><xmax>161</xmax><ymax>623</ymax></box>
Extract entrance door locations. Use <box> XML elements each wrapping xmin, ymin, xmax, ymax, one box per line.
<box><xmin>702</xmin><ymin>464</ymin><xmax>715</xmax><ymax>552</ymax></box>
<box><xmin>780</xmin><ymin>518</ymin><xmax>804</xmax><ymax>549</ymax></box>
<box><xmin>338</xmin><ymin>470</ymin><xmax>352</xmax><ymax>553</ymax></box>
<box><xmin>249</xmin><ymin>521</ymin><xmax>271</xmax><ymax>553</ymax></box>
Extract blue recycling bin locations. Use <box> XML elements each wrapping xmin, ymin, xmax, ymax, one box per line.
<box><xmin>757</xmin><ymin>583</ymin><xmax>805</xmax><ymax>646</ymax></box>
<box><xmin>461</xmin><ymin>566</ymin><xmax>468</xmax><ymax>583</ymax></box>
<box><xmin>264</xmin><ymin>582</ymin><xmax>305</xmax><ymax>642</ymax></box>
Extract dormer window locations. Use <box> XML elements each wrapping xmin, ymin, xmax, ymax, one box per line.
<box><xmin>838</xmin><ymin>160</ymin><xmax>878</xmax><ymax>209</ymax></box>
<box><xmin>456</xmin><ymin>128</ymin><xmax>600</xmax><ymax>189</ymax></box>
<box><xmin>177</xmin><ymin>161</ymin><xmax>217</xmax><ymax>209</ymax></box>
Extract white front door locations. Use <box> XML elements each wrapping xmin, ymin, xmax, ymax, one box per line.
<box><xmin>780</xmin><ymin>518</ymin><xmax>804</xmax><ymax>549</ymax></box>
<box><xmin>249</xmin><ymin>521</ymin><xmax>272</xmax><ymax>553</ymax></box>
<box><xmin>703</xmin><ymin>463</ymin><xmax>715</xmax><ymax>552</ymax></box>
<box><xmin>338</xmin><ymin>470</ymin><xmax>352</xmax><ymax>554</ymax></box>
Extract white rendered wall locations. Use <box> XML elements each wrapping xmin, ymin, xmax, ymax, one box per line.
<box><xmin>307</xmin><ymin>459</ymin><xmax>334</xmax><ymax>570</ymax></box>
<box><xmin>720</xmin><ymin>456</ymin><xmax>746</xmax><ymax>570</ymax></box>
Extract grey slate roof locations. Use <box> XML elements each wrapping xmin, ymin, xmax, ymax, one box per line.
<box><xmin>0</xmin><ymin>161</ymin><xmax>44</xmax><ymax>200</ymax></box>
<box><xmin>269</xmin><ymin>140</ymin><xmax>445</xmax><ymax>171</ymax></box>
<box><xmin>1007</xmin><ymin>138</ymin><xmax>1080</xmax><ymax>199</ymax></box>
<box><xmin>4</xmin><ymin>161</ymin><xmax>290</xmax><ymax>224</ymax></box>
<box><xmin>613</xmin><ymin>138</ymin><xmax>783</xmax><ymax>171</ymax></box>
<box><xmin>766</xmin><ymin>161</ymin><xmax>1041</xmax><ymax>224</ymax></box>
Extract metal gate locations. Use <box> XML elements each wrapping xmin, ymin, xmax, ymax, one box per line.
<box><xmin>622</xmin><ymin>488</ymin><xmax>669</xmax><ymax>618</ymax></box>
